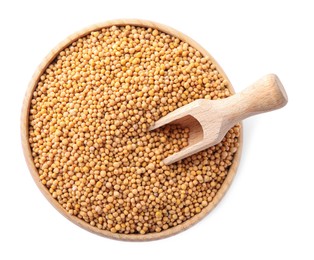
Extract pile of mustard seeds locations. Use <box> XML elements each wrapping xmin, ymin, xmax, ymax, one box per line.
<box><xmin>29</xmin><ymin>25</ymin><xmax>240</xmax><ymax>234</ymax></box>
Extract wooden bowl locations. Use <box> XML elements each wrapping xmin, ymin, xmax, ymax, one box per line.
<box><xmin>21</xmin><ymin>19</ymin><xmax>243</xmax><ymax>241</ymax></box>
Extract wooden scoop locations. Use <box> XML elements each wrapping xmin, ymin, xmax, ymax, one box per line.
<box><xmin>150</xmin><ymin>74</ymin><xmax>288</xmax><ymax>165</ymax></box>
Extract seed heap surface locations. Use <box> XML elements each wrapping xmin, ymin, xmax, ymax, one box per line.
<box><xmin>29</xmin><ymin>25</ymin><xmax>240</xmax><ymax>235</ymax></box>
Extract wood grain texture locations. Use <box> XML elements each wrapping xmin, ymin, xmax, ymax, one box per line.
<box><xmin>154</xmin><ymin>74</ymin><xmax>287</xmax><ymax>165</ymax></box>
<box><xmin>21</xmin><ymin>19</ymin><xmax>243</xmax><ymax>241</ymax></box>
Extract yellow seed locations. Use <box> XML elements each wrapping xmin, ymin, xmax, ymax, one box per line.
<box><xmin>115</xmin><ymin>224</ymin><xmax>121</xmax><ymax>231</ymax></box>
<box><xmin>132</xmin><ymin>58</ymin><xmax>140</xmax><ymax>64</ymax></box>
<box><xmin>147</xmin><ymin>163</ymin><xmax>155</xmax><ymax>170</ymax></box>
<box><xmin>96</xmin><ymin>181</ymin><xmax>102</xmax><ymax>188</ymax></box>
<box><xmin>160</xmin><ymin>136</ymin><xmax>166</xmax><ymax>142</ymax></box>
<box><xmin>55</xmin><ymin>130</ymin><xmax>62</xmax><ymax>136</ymax></box>
<box><xmin>113</xmin><ymin>162</ymin><xmax>120</xmax><ymax>168</ymax></box>
<box><xmin>148</xmin><ymin>90</ymin><xmax>154</xmax><ymax>96</ymax></box>
<box><xmin>96</xmin><ymin>194</ymin><xmax>104</xmax><ymax>200</ymax></box>
<box><xmin>155</xmin><ymin>211</ymin><xmax>162</xmax><ymax>219</ymax></box>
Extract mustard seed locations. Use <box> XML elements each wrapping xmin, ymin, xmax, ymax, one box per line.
<box><xmin>29</xmin><ymin>25</ymin><xmax>240</xmax><ymax>235</ymax></box>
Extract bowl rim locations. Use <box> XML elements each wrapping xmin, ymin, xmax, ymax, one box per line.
<box><xmin>21</xmin><ymin>19</ymin><xmax>243</xmax><ymax>241</ymax></box>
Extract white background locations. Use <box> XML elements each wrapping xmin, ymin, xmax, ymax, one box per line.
<box><xmin>1</xmin><ymin>0</ymin><xmax>313</xmax><ymax>259</ymax></box>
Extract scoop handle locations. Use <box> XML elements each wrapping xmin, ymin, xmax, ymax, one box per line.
<box><xmin>220</xmin><ymin>74</ymin><xmax>288</xmax><ymax>126</ymax></box>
